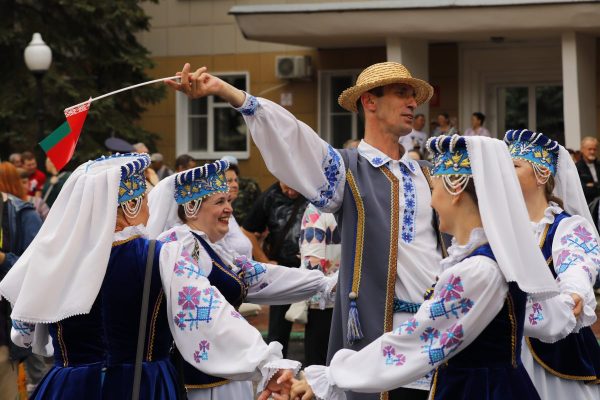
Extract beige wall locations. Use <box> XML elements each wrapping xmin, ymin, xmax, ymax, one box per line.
<box><xmin>139</xmin><ymin>47</ymin><xmax>386</xmax><ymax>190</ymax></box>
<box><xmin>428</xmin><ymin>43</ymin><xmax>459</xmax><ymax>131</ymax></box>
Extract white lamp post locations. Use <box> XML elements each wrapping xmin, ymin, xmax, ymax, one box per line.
<box><xmin>24</xmin><ymin>33</ymin><xmax>52</xmax><ymax>165</ymax></box>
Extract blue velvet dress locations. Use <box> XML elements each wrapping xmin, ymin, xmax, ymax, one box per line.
<box><xmin>32</xmin><ymin>236</ymin><xmax>181</xmax><ymax>400</ymax></box>
<box><xmin>431</xmin><ymin>244</ymin><xmax>541</xmax><ymax>400</ymax></box>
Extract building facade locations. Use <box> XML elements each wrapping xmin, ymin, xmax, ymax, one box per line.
<box><xmin>138</xmin><ymin>0</ymin><xmax>600</xmax><ymax>189</ymax></box>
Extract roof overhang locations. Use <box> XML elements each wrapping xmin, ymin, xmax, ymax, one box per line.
<box><xmin>230</xmin><ymin>1</ymin><xmax>600</xmax><ymax>48</ymax></box>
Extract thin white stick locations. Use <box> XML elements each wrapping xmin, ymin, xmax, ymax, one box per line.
<box><xmin>64</xmin><ymin>75</ymin><xmax>181</xmax><ymax>112</ymax></box>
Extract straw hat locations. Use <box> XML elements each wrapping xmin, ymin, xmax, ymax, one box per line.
<box><xmin>338</xmin><ymin>62</ymin><xmax>434</xmax><ymax>113</ymax></box>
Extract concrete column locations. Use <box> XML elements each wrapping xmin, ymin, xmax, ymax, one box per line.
<box><xmin>561</xmin><ymin>32</ymin><xmax>597</xmax><ymax>149</ymax></box>
<box><xmin>386</xmin><ymin>37</ymin><xmax>430</xmax><ymax>131</ymax></box>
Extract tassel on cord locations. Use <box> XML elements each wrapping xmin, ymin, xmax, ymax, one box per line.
<box><xmin>347</xmin><ymin>298</ymin><xmax>364</xmax><ymax>344</ymax></box>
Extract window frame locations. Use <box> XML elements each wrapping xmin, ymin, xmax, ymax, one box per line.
<box><xmin>176</xmin><ymin>71</ymin><xmax>250</xmax><ymax>160</ymax></box>
<box><xmin>318</xmin><ymin>69</ymin><xmax>362</xmax><ymax>147</ymax></box>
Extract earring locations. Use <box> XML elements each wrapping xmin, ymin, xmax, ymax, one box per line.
<box><xmin>121</xmin><ymin>197</ymin><xmax>142</xmax><ymax>219</ymax></box>
<box><xmin>184</xmin><ymin>199</ymin><xmax>202</xmax><ymax>219</ymax></box>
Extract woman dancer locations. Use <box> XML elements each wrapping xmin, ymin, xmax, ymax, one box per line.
<box><xmin>147</xmin><ymin>159</ymin><xmax>336</xmax><ymax>400</ymax></box>
<box><xmin>2</xmin><ymin>153</ymin><xmax>294</xmax><ymax>399</ymax></box>
<box><xmin>289</xmin><ymin>135</ymin><xmax>558</xmax><ymax>400</ymax></box>
<box><xmin>505</xmin><ymin>129</ymin><xmax>600</xmax><ymax>399</ymax></box>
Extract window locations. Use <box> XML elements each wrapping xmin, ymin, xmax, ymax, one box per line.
<box><xmin>496</xmin><ymin>84</ymin><xmax>564</xmax><ymax>144</ymax></box>
<box><xmin>176</xmin><ymin>73</ymin><xmax>250</xmax><ymax>159</ymax></box>
<box><xmin>319</xmin><ymin>70</ymin><xmax>364</xmax><ymax>148</ymax></box>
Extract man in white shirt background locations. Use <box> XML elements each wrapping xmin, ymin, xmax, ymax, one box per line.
<box><xmin>398</xmin><ymin>113</ymin><xmax>428</xmax><ymax>153</ymax></box>
<box><xmin>576</xmin><ymin>136</ymin><xmax>600</xmax><ymax>204</ymax></box>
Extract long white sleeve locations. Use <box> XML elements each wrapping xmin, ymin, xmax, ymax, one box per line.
<box><xmin>304</xmin><ymin>256</ymin><xmax>508</xmax><ymax>400</ymax></box>
<box><xmin>235</xmin><ymin>256</ymin><xmax>335</xmax><ymax>305</ymax></box>
<box><xmin>10</xmin><ymin>320</ymin><xmax>35</xmax><ymax>348</ymax></box>
<box><xmin>159</xmin><ymin>239</ymin><xmax>300</xmax><ymax>391</ymax></box>
<box><xmin>236</xmin><ymin>94</ymin><xmax>345</xmax><ymax>213</ymax></box>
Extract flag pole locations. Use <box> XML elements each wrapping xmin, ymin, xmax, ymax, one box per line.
<box><xmin>64</xmin><ymin>75</ymin><xmax>181</xmax><ymax>112</ymax></box>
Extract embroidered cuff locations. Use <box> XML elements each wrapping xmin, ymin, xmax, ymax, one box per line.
<box><xmin>304</xmin><ymin>365</ymin><xmax>346</xmax><ymax>400</ymax></box>
<box><xmin>256</xmin><ymin>342</ymin><xmax>301</xmax><ymax>393</ymax></box>
<box><xmin>234</xmin><ymin>92</ymin><xmax>260</xmax><ymax>116</ymax></box>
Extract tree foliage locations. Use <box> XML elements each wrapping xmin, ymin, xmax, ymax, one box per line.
<box><xmin>0</xmin><ymin>0</ymin><xmax>164</xmax><ymax>163</ymax></box>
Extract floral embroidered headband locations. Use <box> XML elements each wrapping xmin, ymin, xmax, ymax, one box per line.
<box><xmin>504</xmin><ymin>129</ymin><xmax>559</xmax><ymax>177</ymax></box>
<box><xmin>425</xmin><ymin>134</ymin><xmax>472</xmax><ymax>195</ymax></box>
<box><xmin>174</xmin><ymin>160</ymin><xmax>229</xmax><ymax>205</ymax></box>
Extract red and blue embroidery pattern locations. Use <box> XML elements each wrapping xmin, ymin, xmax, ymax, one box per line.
<box><xmin>174</xmin><ymin>287</ymin><xmax>222</xmax><ymax>330</ymax></box>
<box><xmin>193</xmin><ymin>340</ymin><xmax>211</xmax><ymax>363</ymax></box>
<box><xmin>173</xmin><ymin>249</ymin><xmax>205</xmax><ymax>279</ymax></box>
<box><xmin>234</xmin><ymin>256</ymin><xmax>267</xmax><ymax>286</ymax></box>
<box><xmin>528</xmin><ymin>302</ymin><xmax>544</xmax><ymax>325</ymax></box>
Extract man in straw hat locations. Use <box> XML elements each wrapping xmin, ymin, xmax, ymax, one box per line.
<box><xmin>168</xmin><ymin>62</ymin><xmax>446</xmax><ymax>400</ymax></box>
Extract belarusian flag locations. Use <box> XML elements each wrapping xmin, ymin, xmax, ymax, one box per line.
<box><xmin>39</xmin><ymin>101</ymin><xmax>90</xmax><ymax>171</ymax></box>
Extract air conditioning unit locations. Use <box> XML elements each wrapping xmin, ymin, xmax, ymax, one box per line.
<box><xmin>275</xmin><ymin>55</ymin><xmax>311</xmax><ymax>79</ymax></box>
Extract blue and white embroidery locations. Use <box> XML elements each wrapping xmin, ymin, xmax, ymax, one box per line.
<box><xmin>429</xmin><ymin>275</ymin><xmax>474</xmax><ymax>320</ymax></box>
<box><xmin>193</xmin><ymin>340</ymin><xmax>210</xmax><ymax>363</ymax></box>
<box><xmin>237</xmin><ymin>94</ymin><xmax>259</xmax><ymax>116</ymax></box>
<box><xmin>393</xmin><ymin>317</ymin><xmax>419</xmax><ymax>335</ymax></box>
<box><xmin>560</xmin><ymin>225</ymin><xmax>600</xmax><ymax>255</ymax></box>
<box><xmin>12</xmin><ymin>320</ymin><xmax>35</xmax><ymax>336</ymax></box>
<box><xmin>382</xmin><ymin>345</ymin><xmax>406</xmax><ymax>366</ymax></box>
<box><xmin>420</xmin><ymin>323</ymin><xmax>464</xmax><ymax>365</ymax></box>
<box><xmin>371</xmin><ymin>157</ymin><xmax>386</xmax><ymax>167</ymax></box>
<box><xmin>235</xmin><ymin>256</ymin><xmax>268</xmax><ymax>286</ymax></box>
<box><xmin>174</xmin><ymin>249</ymin><xmax>205</xmax><ymax>279</ymax></box>
<box><xmin>528</xmin><ymin>302</ymin><xmax>544</xmax><ymax>325</ymax></box>
<box><xmin>555</xmin><ymin>250</ymin><xmax>584</xmax><ymax>275</ymax></box>
<box><xmin>310</xmin><ymin>145</ymin><xmax>343</xmax><ymax>210</ymax></box>
<box><xmin>400</xmin><ymin>164</ymin><xmax>416</xmax><ymax>243</ymax></box>
<box><xmin>174</xmin><ymin>287</ymin><xmax>222</xmax><ymax>330</ymax></box>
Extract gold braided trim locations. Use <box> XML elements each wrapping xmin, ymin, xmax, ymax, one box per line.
<box><xmin>56</xmin><ymin>322</ymin><xmax>69</xmax><ymax>367</ymax></box>
<box><xmin>430</xmin><ymin>368</ymin><xmax>440</xmax><ymax>399</ymax></box>
<box><xmin>380</xmin><ymin>167</ymin><xmax>399</xmax><ymax>334</ymax></box>
<box><xmin>506</xmin><ymin>293</ymin><xmax>517</xmax><ymax>368</ymax></box>
<box><xmin>420</xmin><ymin>166</ymin><xmax>448</xmax><ymax>258</ymax></box>
<box><xmin>538</xmin><ymin>223</ymin><xmax>550</xmax><ymax>248</ymax></box>
<box><xmin>380</xmin><ymin>392</ymin><xmax>388</xmax><ymax>400</ymax></box>
<box><xmin>185</xmin><ymin>379</ymin><xmax>230</xmax><ymax>389</ymax></box>
<box><xmin>524</xmin><ymin>337</ymin><xmax>598</xmax><ymax>381</ymax></box>
<box><xmin>346</xmin><ymin>170</ymin><xmax>365</xmax><ymax>297</ymax></box>
<box><xmin>112</xmin><ymin>235</ymin><xmax>142</xmax><ymax>247</ymax></box>
<box><xmin>146</xmin><ymin>289</ymin><xmax>164</xmax><ymax>362</ymax></box>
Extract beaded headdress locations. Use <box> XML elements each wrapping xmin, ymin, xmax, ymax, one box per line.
<box><xmin>174</xmin><ymin>160</ymin><xmax>229</xmax><ymax>218</ymax></box>
<box><xmin>504</xmin><ymin>129</ymin><xmax>559</xmax><ymax>184</ymax></box>
<box><xmin>425</xmin><ymin>134</ymin><xmax>472</xmax><ymax>195</ymax></box>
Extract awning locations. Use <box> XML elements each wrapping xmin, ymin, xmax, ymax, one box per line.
<box><xmin>230</xmin><ymin>1</ymin><xmax>600</xmax><ymax>48</ymax></box>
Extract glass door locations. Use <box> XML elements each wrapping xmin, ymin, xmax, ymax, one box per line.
<box><xmin>496</xmin><ymin>84</ymin><xmax>564</xmax><ymax>144</ymax></box>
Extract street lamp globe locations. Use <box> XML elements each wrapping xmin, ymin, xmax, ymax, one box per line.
<box><xmin>24</xmin><ymin>33</ymin><xmax>52</xmax><ymax>73</ymax></box>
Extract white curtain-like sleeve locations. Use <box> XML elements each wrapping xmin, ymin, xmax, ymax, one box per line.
<box><xmin>551</xmin><ymin>215</ymin><xmax>599</xmax><ymax>331</ymax></box>
<box><xmin>234</xmin><ymin>256</ymin><xmax>336</xmax><ymax>305</ymax></box>
<box><xmin>305</xmin><ymin>256</ymin><xmax>507</xmax><ymax>399</ymax></box>
<box><xmin>159</xmin><ymin>241</ymin><xmax>300</xmax><ymax>391</ymax></box>
<box><xmin>236</xmin><ymin>94</ymin><xmax>345</xmax><ymax>213</ymax></box>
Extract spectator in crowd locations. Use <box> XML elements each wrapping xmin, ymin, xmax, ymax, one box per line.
<box><xmin>174</xmin><ymin>153</ymin><xmax>197</xmax><ymax>172</ymax></box>
<box><xmin>221</xmin><ymin>155</ymin><xmax>261</xmax><ymax>226</ymax></box>
<box><xmin>41</xmin><ymin>158</ymin><xmax>71</xmax><ymax>209</ymax></box>
<box><xmin>17</xmin><ymin>168</ymin><xmax>49</xmax><ymax>220</ymax></box>
<box><xmin>575</xmin><ymin>136</ymin><xmax>600</xmax><ymax>204</ymax></box>
<box><xmin>8</xmin><ymin>153</ymin><xmax>23</xmax><ymax>168</ymax></box>
<box><xmin>464</xmin><ymin>112</ymin><xmax>491</xmax><ymax>137</ymax></box>
<box><xmin>22</xmin><ymin>151</ymin><xmax>46</xmax><ymax>198</ymax></box>
<box><xmin>299</xmin><ymin>204</ymin><xmax>341</xmax><ymax>367</ymax></box>
<box><xmin>0</xmin><ymin>165</ymin><xmax>43</xmax><ymax>398</ymax></box>
<box><xmin>242</xmin><ymin>181</ymin><xmax>308</xmax><ymax>357</ymax></box>
<box><xmin>399</xmin><ymin>113</ymin><xmax>428</xmax><ymax>151</ymax></box>
<box><xmin>432</xmin><ymin>112</ymin><xmax>456</xmax><ymax>136</ymax></box>
<box><xmin>132</xmin><ymin>143</ymin><xmax>159</xmax><ymax>189</ymax></box>
<box><xmin>150</xmin><ymin>153</ymin><xmax>173</xmax><ymax>181</ymax></box>
<box><xmin>566</xmin><ymin>148</ymin><xmax>579</xmax><ymax>163</ymax></box>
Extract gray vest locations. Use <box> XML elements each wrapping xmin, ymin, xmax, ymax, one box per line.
<box><xmin>328</xmin><ymin>149</ymin><xmax>442</xmax><ymax>400</ymax></box>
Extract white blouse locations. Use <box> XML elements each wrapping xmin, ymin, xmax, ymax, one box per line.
<box><xmin>523</xmin><ymin>203</ymin><xmax>599</xmax><ymax>343</ymax></box>
<box><xmin>223</xmin><ymin>215</ymin><xmax>253</xmax><ymax>259</ymax></box>
<box><xmin>12</xmin><ymin>225</ymin><xmax>335</xmax><ymax>393</ymax></box>
<box><xmin>303</xmin><ymin>228</ymin><xmax>509</xmax><ymax>400</ymax></box>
